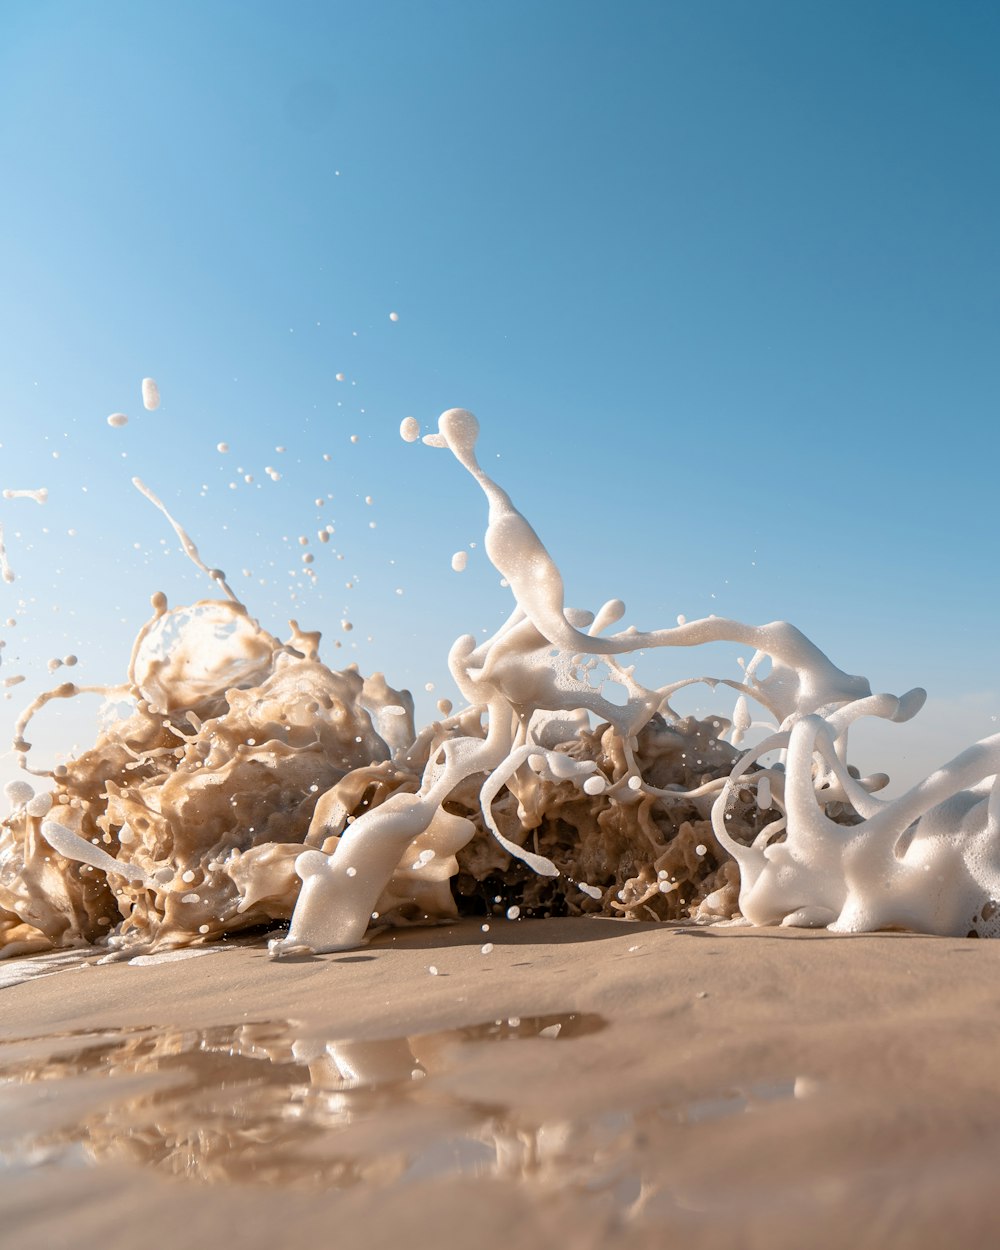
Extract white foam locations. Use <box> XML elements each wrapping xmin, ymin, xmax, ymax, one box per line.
<box><xmin>2</xmin><ymin>488</ymin><xmax>47</xmax><ymax>504</ymax></box>
<box><xmin>0</xmin><ymin>524</ymin><xmax>13</xmax><ymax>584</ymax></box>
<box><xmin>5</xmin><ymin>403</ymin><xmax>999</xmax><ymax>961</ymax></box>
<box><xmin>0</xmin><ymin>950</ymin><xmax>88</xmax><ymax>988</ymax></box>
<box><xmin>41</xmin><ymin>820</ymin><xmax>148</xmax><ymax>885</ymax></box>
<box><xmin>128</xmin><ymin>948</ymin><xmax>218</xmax><ymax>967</ymax></box>
<box><xmin>141</xmin><ymin>378</ymin><xmax>160</xmax><ymax>410</ymax></box>
<box><xmin>273</xmin><ymin>407</ymin><xmax>998</xmax><ymax>952</ymax></box>
<box><xmin>5</xmin><ymin>780</ymin><xmax>34</xmax><ymax>807</ymax></box>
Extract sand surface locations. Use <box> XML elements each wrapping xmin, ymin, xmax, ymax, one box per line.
<box><xmin>2</xmin><ymin>918</ymin><xmax>998</xmax><ymax>1249</ymax></box>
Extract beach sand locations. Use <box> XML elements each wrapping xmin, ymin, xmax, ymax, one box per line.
<box><xmin>2</xmin><ymin>919</ymin><xmax>998</xmax><ymax>1249</ymax></box>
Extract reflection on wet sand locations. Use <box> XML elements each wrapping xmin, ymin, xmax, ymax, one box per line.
<box><xmin>0</xmin><ymin>1012</ymin><xmax>809</xmax><ymax>1213</ymax></box>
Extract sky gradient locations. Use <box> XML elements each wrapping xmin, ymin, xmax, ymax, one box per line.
<box><xmin>1</xmin><ymin>0</ymin><xmax>998</xmax><ymax>791</ymax></box>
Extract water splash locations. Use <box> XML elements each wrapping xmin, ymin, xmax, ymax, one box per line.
<box><xmin>1</xmin><ymin>408</ymin><xmax>998</xmax><ymax>958</ymax></box>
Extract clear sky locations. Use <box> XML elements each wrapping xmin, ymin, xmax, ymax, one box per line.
<box><xmin>0</xmin><ymin>0</ymin><xmax>997</xmax><ymax>791</ymax></box>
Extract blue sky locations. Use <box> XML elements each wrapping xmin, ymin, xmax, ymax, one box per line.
<box><xmin>1</xmin><ymin>0</ymin><xmax>998</xmax><ymax>789</ymax></box>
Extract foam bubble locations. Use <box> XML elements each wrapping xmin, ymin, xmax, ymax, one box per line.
<box><xmin>5</xmin><ymin>780</ymin><xmax>34</xmax><ymax>807</ymax></box>
<box><xmin>25</xmin><ymin>792</ymin><xmax>53</xmax><ymax>818</ymax></box>
<box><xmin>141</xmin><ymin>378</ymin><xmax>160</xmax><ymax>411</ymax></box>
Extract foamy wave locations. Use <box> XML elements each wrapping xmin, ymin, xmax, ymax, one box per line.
<box><xmin>1</xmin><ymin>408</ymin><xmax>997</xmax><ymax>959</ymax></box>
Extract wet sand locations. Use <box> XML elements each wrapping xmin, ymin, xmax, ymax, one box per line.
<box><xmin>2</xmin><ymin>919</ymin><xmax>999</xmax><ymax>1249</ymax></box>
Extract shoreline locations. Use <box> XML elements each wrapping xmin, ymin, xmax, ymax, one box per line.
<box><xmin>2</xmin><ymin>919</ymin><xmax>999</xmax><ymax>1248</ymax></box>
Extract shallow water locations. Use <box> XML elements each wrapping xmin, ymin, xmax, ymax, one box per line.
<box><xmin>0</xmin><ymin>1013</ymin><xmax>605</xmax><ymax>1188</ymax></box>
<box><xmin>3</xmin><ymin>925</ymin><xmax>1000</xmax><ymax>1250</ymax></box>
<box><xmin>0</xmin><ymin>1008</ymin><xmax>815</xmax><ymax>1209</ymax></box>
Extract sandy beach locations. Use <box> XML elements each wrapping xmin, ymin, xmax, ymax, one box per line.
<box><xmin>3</xmin><ymin>918</ymin><xmax>998</xmax><ymax>1249</ymax></box>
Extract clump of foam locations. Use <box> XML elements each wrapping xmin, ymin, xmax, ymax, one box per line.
<box><xmin>0</xmin><ymin>591</ymin><xmax>426</xmax><ymax>955</ymax></box>
<box><xmin>273</xmin><ymin>408</ymin><xmax>1000</xmax><ymax>951</ymax></box>
<box><xmin>0</xmin><ymin>525</ymin><xmax>14</xmax><ymax>584</ymax></box>
<box><xmin>2</xmin><ymin>488</ymin><xmax>48</xmax><ymax>505</ymax></box>
<box><xmin>141</xmin><ymin>378</ymin><xmax>160</xmax><ymax>411</ymax></box>
<box><xmin>2</xmin><ymin>407</ymin><xmax>999</xmax><ymax>962</ymax></box>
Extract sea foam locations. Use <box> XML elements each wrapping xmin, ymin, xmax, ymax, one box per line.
<box><xmin>1</xmin><ymin>408</ymin><xmax>997</xmax><ymax>960</ymax></box>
